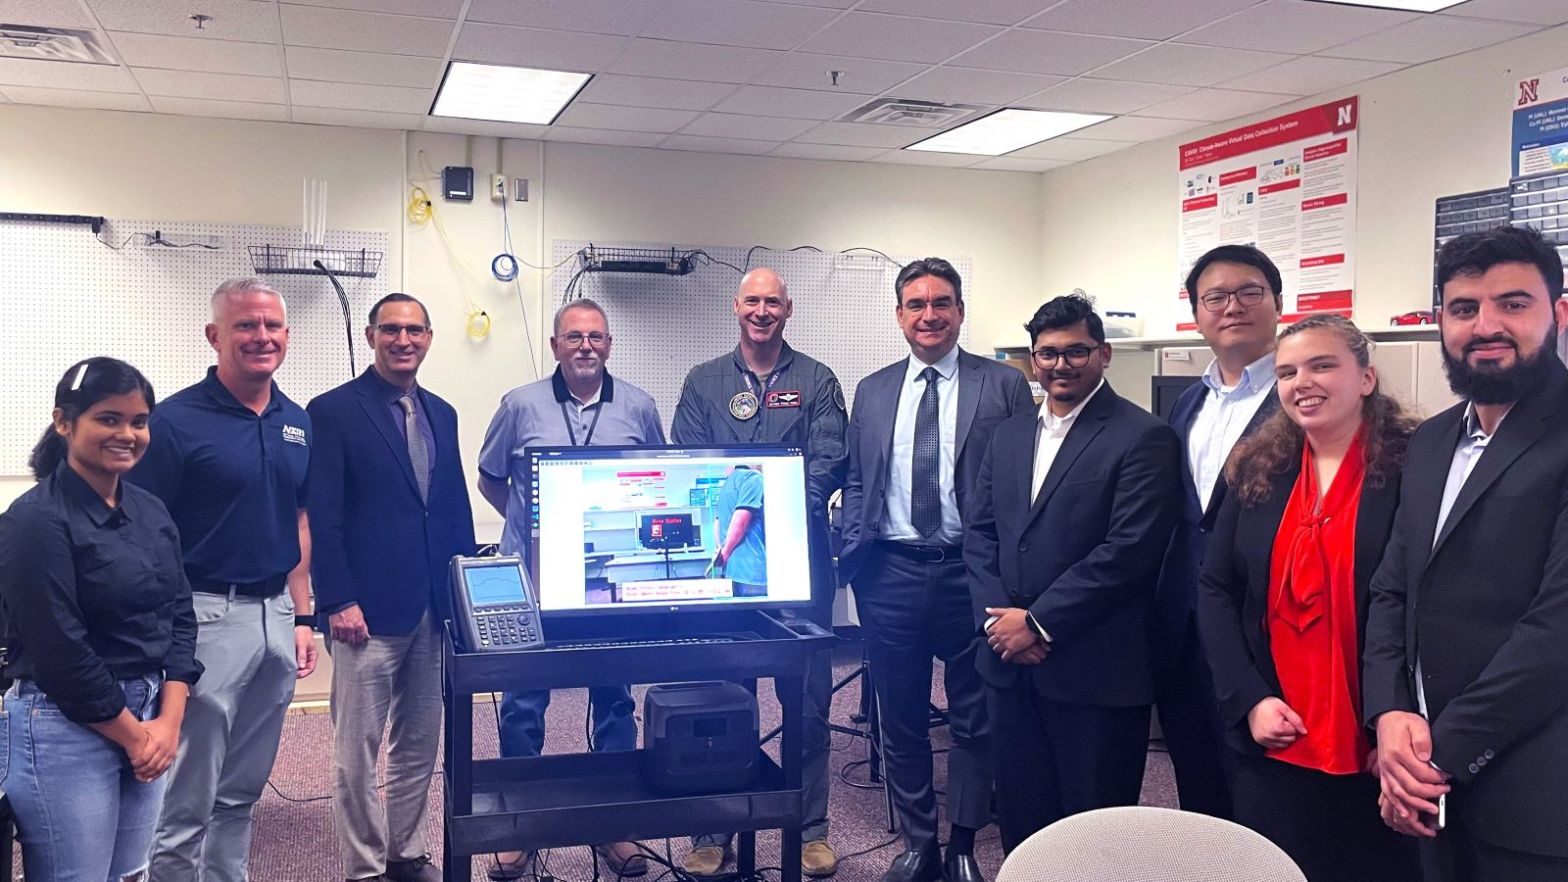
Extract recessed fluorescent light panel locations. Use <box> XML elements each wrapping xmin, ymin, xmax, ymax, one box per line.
<box><xmin>431</xmin><ymin>61</ymin><xmax>591</xmax><ymax>125</ymax></box>
<box><xmin>1306</xmin><ymin>0</ymin><xmax>1465</xmax><ymax>11</ymax></box>
<box><xmin>905</xmin><ymin>108</ymin><xmax>1111</xmax><ymax>156</ymax></box>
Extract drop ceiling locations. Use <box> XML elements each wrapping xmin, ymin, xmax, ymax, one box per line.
<box><xmin>0</xmin><ymin>0</ymin><xmax>1561</xmax><ymax>172</ymax></box>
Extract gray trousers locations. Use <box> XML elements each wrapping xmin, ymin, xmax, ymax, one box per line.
<box><xmin>327</xmin><ymin>610</ymin><xmax>443</xmax><ymax>880</ymax></box>
<box><xmin>151</xmin><ymin>591</ymin><xmax>297</xmax><ymax>882</ymax></box>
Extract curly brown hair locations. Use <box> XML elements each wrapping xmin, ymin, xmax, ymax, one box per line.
<box><xmin>1226</xmin><ymin>315</ymin><xmax>1420</xmax><ymax>505</ymax></box>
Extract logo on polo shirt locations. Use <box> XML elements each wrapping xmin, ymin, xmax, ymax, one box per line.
<box><xmin>282</xmin><ymin>425</ymin><xmax>308</xmax><ymax>446</ymax></box>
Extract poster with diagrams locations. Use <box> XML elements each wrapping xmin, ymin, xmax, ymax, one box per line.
<box><xmin>1512</xmin><ymin>66</ymin><xmax>1568</xmax><ymax>177</ymax></box>
<box><xmin>1175</xmin><ymin>97</ymin><xmax>1359</xmax><ymax>332</ymax></box>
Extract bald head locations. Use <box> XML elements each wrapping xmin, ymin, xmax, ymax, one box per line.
<box><xmin>738</xmin><ymin>267</ymin><xmax>789</xmax><ymax>302</ymax></box>
<box><xmin>734</xmin><ymin>267</ymin><xmax>793</xmax><ymax>353</ymax></box>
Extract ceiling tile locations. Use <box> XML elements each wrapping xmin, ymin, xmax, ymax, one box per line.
<box><xmin>281</xmin><ymin>0</ymin><xmax>464</xmax><ymax>17</ymax></box>
<box><xmin>284</xmin><ymin>47</ymin><xmax>442</xmax><ymax>89</ymax></box>
<box><xmin>0</xmin><ymin>57</ymin><xmax>138</xmax><ymax>91</ymax></box>
<box><xmin>608</xmin><ymin>39</ymin><xmax>782</xmax><ymax>83</ymax></box>
<box><xmin>466</xmin><ymin>0</ymin><xmax>664</xmax><ymax>34</ymax></box>
<box><xmin>795</xmin><ymin>120</ymin><xmax>921</xmax><ymax>147</ymax></box>
<box><xmin>1220</xmin><ymin>54</ymin><xmax>1403</xmax><ymax>95</ymax></box>
<box><xmin>1075</xmin><ymin>114</ymin><xmax>1204</xmax><ymax>141</ymax></box>
<box><xmin>680</xmin><ymin>112</ymin><xmax>816</xmax><ymax>140</ymax></box>
<box><xmin>951</xmin><ymin>29</ymin><xmax>1152</xmax><ymax>77</ymax></box>
<box><xmin>1021</xmin><ymin>0</ymin><xmax>1259</xmax><ymax>41</ymax></box>
<box><xmin>135</xmin><ymin>69</ymin><xmax>286</xmax><ymax>103</ymax></box>
<box><xmin>714</xmin><ymin>84</ymin><xmax>864</xmax><ymax>120</ymax></box>
<box><xmin>1</xmin><ymin>0</ymin><xmax>95</xmax><ymax>27</ymax></box>
<box><xmin>875</xmin><ymin>149</ymin><xmax>981</xmax><ymax>167</ymax></box>
<box><xmin>1092</xmin><ymin>43</ymin><xmax>1294</xmax><ymax>87</ymax></box>
<box><xmin>749</xmin><ymin>53</ymin><xmax>925</xmax><ymax>94</ymax></box>
<box><xmin>970</xmin><ymin>156</ymin><xmax>1071</xmax><ymax>171</ymax></box>
<box><xmin>762</xmin><ymin>0</ymin><xmax>856</xmax><ymax>7</ymax></box>
<box><xmin>420</xmin><ymin>117</ymin><xmax>552</xmax><ymax>138</ymax></box>
<box><xmin>85</xmin><ymin>0</ymin><xmax>280</xmax><ymax>42</ymax></box>
<box><xmin>542</xmin><ymin>126</ymin><xmax>668</xmax><ymax>147</ymax></box>
<box><xmin>1137</xmin><ymin>87</ymin><xmax>1295</xmax><ymax>122</ymax></box>
<box><xmin>894</xmin><ymin>67</ymin><xmax>1063</xmax><ymax>105</ymax></box>
<box><xmin>290</xmin><ymin>80</ymin><xmax>431</xmax><ymax>113</ymax></box>
<box><xmin>795</xmin><ymin>13</ymin><xmax>1001</xmax><ymax>64</ymax></box>
<box><xmin>1009</xmin><ymin>136</ymin><xmax>1131</xmax><ymax>160</ymax></box>
<box><xmin>454</xmin><ymin>23</ymin><xmax>625</xmax><ymax>72</ymax></box>
<box><xmin>1182</xmin><ymin>0</ymin><xmax>1417</xmax><ymax>55</ymax></box>
<box><xmin>554</xmin><ymin>101</ymin><xmax>699</xmax><ymax>133</ymax></box>
<box><xmin>579</xmin><ymin>75</ymin><xmax>733</xmax><ymax>111</ymax></box>
<box><xmin>1322</xmin><ymin>15</ymin><xmax>1537</xmax><ymax>65</ymax></box>
<box><xmin>1439</xmin><ymin>0</ymin><xmax>1568</xmax><ymax>26</ymax></box>
<box><xmin>0</xmin><ymin>85</ymin><xmax>150</xmax><ymax>111</ymax></box>
<box><xmin>107</xmin><ymin>32</ymin><xmax>282</xmax><ymax>77</ymax></box>
<box><xmin>640</xmin><ymin>0</ymin><xmax>840</xmax><ymax>51</ymax></box>
<box><xmin>280</xmin><ymin>5</ymin><xmax>452</xmax><ymax>57</ymax></box>
<box><xmin>149</xmin><ymin>96</ymin><xmax>288</xmax><ymax>121</ymax></box>
<box><xmin>769</xmin><ymin>142</ymin><xmax>885</xmax><ymax>161</ymax></box>
<box><xmin>291</xmin><ymin>106</ymin><xmax>425</xmax><ymax>129</ymax></box>
<box><xmin>659</xmin><ymin>134</ymin><xmax>779</xmax><ymax>155</ymax></box>
<box><xmin>854</xmin><ymin>0</ymin><xmax>1054</xmax><ymax>26</ymax></box>
<box><xmin>1019</xmin><ymin>77</ymin><xmax>1194</xmax><ymax>114</ymax></box>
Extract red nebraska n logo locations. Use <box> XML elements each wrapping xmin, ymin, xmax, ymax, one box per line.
<box><xmin>1519</xmin><ymin>78</ymin><xmax>1540</xmax><ymax>106</ymax></box>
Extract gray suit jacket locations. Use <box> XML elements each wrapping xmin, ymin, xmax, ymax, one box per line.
<box><xmin>840</xmin><ymin>347</ymin><xmax>1035</xmax><ymax>582</ymax></box>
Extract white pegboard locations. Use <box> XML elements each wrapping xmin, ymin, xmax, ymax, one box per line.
<box><xmin>0</xmin><ymin>218</ymin><xmax>389</xmax><ymax>476</ymax></box>
<box><xmin>548</xmin><ymin>241</ymin><xmax>974</xmax><ymax>430</ymax></box>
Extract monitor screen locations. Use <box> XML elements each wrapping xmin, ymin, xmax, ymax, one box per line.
<box><xmin>463</xmin><ymin>561</ymin><xmax>530</xmax><ymax>607</ymax></box>
<box><xmin>527</xmin><ymin>444</ymin><xmax>813</xmax><ymax>616</ymax></box>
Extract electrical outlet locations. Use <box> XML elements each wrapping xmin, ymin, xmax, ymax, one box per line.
<box><xmin>513</xmin><ymin>178</ymin><xmax>529</xmax><ymax>202</ymax></box>
<box><xmin>491</xmin><ymin>174</ymin><xmax>506</xmax><ymax>202</ymax></box>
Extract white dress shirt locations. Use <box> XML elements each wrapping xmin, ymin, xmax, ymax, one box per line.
<box><xmin>884</xmin><ymin>345</ymin><xmax>963</xmax><ymax>545</ymax></box>
<box><xmin>1030</xmin><ymin>379</ymin><xmax>1105</xmax><ymax>503</ymax></box>
<box><xmin>1187</xmin><ymin>352</ymin><xmax>1276</xmax><ymax>510</ymax></box>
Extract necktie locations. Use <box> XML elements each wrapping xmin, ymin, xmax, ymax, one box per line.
<box><xmin>911</xmin><ymin>366</ymin><xmax>941</xmax><ymax>539</ymax></box>
<box><xmin>398</xmin><ymin>394</ymin><xmax>430</xmax><ymax>504</ymax></box>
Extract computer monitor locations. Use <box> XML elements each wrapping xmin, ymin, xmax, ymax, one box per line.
<box><xmin>1151</xmin><ymin>375</ymin><xmax>1203</xmax><ymax>422</ymax></box>
<box><xmin>527</xmin><ymin>444</ymin><xmax>813</xmax><ymax>617</ymax></box>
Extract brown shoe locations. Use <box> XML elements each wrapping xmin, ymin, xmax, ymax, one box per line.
<box><xmin>488</xmin><ymin>851</ymin><xmax>534</xmax><ymax>881</ymax></box>
<box><xmin>682</xmin><ymin>845</ymin><xmax>728</xmax><ymax>877</ymax></box>
<box><xmin>595</xmin><ymin>842</ymin><xmax>649</xmax><ymax>878</ymax></box>
<box><xmin>802</xmin><ymin>840</ymin><xmax>838</xmax><ymax>878</ymax></box>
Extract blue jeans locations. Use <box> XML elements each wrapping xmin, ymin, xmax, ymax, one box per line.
<box><xmin>498</xmin><ymin>687</ymin><xmax>636</xmax><ymax>757</ymax></box>
<box><xmin>2</xmin><ymin>674</ymin><xmax>168</xmax><ymax>880</ymax></box>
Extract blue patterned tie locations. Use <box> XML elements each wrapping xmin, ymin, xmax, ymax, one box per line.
<box><xmin>911</xmin><ymin>367</ymin><xmax>941</xmax><ymax>539</ymax></box>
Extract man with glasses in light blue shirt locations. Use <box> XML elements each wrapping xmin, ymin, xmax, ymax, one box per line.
<box><xmin>1154</xmin><ymin>244</ymin><xmax>1286</xmax><ymax>822</ymax></box>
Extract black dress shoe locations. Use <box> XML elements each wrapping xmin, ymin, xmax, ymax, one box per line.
<box><xmin>943</xmin><ymin>853</ymin><xmax>986</xmax><ymax>882</ymax></box>
<box><xmin>879</xmin><ymin>850</ymin><xmax>942</xmax><ymax>882</ymax></box>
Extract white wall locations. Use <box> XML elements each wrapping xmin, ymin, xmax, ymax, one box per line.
<box><xmin>1036</xmin><ymin>22</ymin><xmax>1568</xmax><ymax>335</ymax></box>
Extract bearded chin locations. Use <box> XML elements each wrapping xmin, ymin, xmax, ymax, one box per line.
<box><xmin>1443</xmin><ymin>323</ymin><xmax>1562</xmax><ymax>405</ymax></box>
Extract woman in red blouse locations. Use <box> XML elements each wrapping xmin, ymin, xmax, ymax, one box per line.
<box><xmin>1197</xmin><ymin>315</ymin><xmax>1419</xmax><ymax>881</ymax></box>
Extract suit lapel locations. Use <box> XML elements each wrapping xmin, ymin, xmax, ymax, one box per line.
<box><xmin>955</xmin><ymin>350</ymin><xmax>983</xmax><ymax>462</ymax></box>
<box><xmin>1430</xmin><ymin>394</ymin><xmax>1555</xmax><ymax>558</ymax></box>
<box><xmin>1025</xmin><ymin>387</ymin><xmax>1113</xmax><ymax>529</ymax></box>
<box><xmin>1171</xmin><ymin>384</ymin><xmax>1206</xmax><ymax>520</ymax></box>
<box><xmin>356</xmin><ymin>376</ymin><xmax>421</xmax><ymax>497</ymax></box>
<box><xmin>1200</xmin><ymin>390</ymin><xmax>1280</xmax><ymax>522</ymax></box>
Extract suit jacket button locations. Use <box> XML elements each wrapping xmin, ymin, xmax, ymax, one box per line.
<box><xmin>1018</xmin><ymin>542</ymin><xmax>1028</xmax><ymax>552</ymax></box>
<box><xmin>1483</xmin><ymin>749</ymin><xmax>1495</xmax><ymax>759</ymax></box>
<box><xmin>1476</xmin><ymin>756</ymin><xmax>1487</xmax><ymax>767</ymax></box>
<box><xmin>1468</xmin><ymin>763</ymin><xmax>1481</xmax><ymax>774</ymax></box>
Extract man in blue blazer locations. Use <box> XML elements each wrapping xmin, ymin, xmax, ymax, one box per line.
<box><xmin>307</xmin><ymin>292</ymin><xmax>476</xmax><ymax>882</ymax></box>
<box><xmin>841</xmin><ymin>258</ymin><xmax>1034</xmax><ymax>882</ymax></box>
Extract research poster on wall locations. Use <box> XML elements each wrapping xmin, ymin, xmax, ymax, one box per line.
<box><xmin>1175</xmin><ymin>97</ymin><xmax>1359</xmax><ymax>333</ymax></box>
<box><xmin>1512</xmin><ymin>66</ymin><xmax>1568</xmax><ymax>177</ymax></box>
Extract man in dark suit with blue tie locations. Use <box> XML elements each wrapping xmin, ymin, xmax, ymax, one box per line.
<box><xmin>841</xmin><ymin>258</ymin><xmax>1034</xmax><ymax>882</ymax></box>
<box><xmin>966</xmin><ymin>293</ymin><xmax>1181</xmax><ymax>850</ymax></box>
<box><xmin>1153</xmin><ymin>244</ymin><xmax>1285</xmax><ymax>820</ymax></box>
<box><xmin>307</xmin><ymin>293</ymin><xmax>476</xmax><ymax>882</ymax></box>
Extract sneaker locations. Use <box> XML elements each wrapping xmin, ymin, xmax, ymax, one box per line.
<box><xmin>386</xmin><ymin>855</ymin><xmax>441</xmax><ymax>882</ymax></box>
<box><xmin>802</xmin><ymin>841</ymin><xmax>838</xmax><ymax>878</ymax></box>
<box><xmin>681</xmin><ymin>845</ymin><xmax>728</xmax><ymax>877</ymax></box>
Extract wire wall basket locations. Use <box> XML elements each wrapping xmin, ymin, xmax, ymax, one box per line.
<box><xmin>249</xmin><ymin>244</ymin><xmax>382</xmax><ymax>278</ymax></box>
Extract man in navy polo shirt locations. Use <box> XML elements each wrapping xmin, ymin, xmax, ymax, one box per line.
<box><xmin>130</xmin><ymin>278</ymin><xmax>317</xmax><ymax>882</ymax></box>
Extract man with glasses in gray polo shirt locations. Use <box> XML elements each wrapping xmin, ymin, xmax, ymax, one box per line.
<box><xmin>475</xmin><ymin>298</ymin><xmax>664</xmax><ymax>881</ymax></box>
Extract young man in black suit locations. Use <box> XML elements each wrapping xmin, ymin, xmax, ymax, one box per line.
<box><xmin>965</xmin><ymin>293</ymin><xmax>1182</xmax><ymax>851</ymax></box>
<box><xmin>1364</xmin><ymin>225</ymin><xmax>1568</xmax><ymax>881</ymax></box>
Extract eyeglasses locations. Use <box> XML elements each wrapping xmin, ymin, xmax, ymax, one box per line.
<box><xmin>376</xmin><ymin>323</ymin><xmax>430</xmax><ymax>339</ymax></box>
<box><xmin>560</xmin><ymin>331</ymin><xmax>610</xmax><ymax>347</ymax></box>
<box><xmin>1198</xmin><ymin>285</ymin><xmax>1269</xmax><ymax>313</ymax></box>
<box><xmin>1031</xmin><ymin>345</ymin><xmax>1097</xmax><ymax>367</ymax></box>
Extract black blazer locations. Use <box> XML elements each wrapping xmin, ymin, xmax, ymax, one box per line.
<box><xmin>964</xmin><ymin>383</ymin><xmax>1181</xmax><ymax>706</ymax></box>
<box><xmin>840</xmin><ymin>349</ymin><xmax>1034</xmax><ymax>581</ymax></box>
<box><xmin>306</xmin><ymin>370</ymin><xmax>477</xmax><ymax>636</ymax></box>
<box><xmin>1154</xmin><ymin>380</ymin><xmax>1279</xmax><ymax>659</ymax></box>
<box><xmin>1363</xmin><ymin>359</ymin><xmax>1568</xmax><ymax>857</ymax></box>
<box><xmin>1196</xmin><ymin>458</ymin><xmax>1400</xmax><ymax>755</ymax></box>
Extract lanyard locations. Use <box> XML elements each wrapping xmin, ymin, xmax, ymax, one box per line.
<box><xmin>741</xmin><ymin>362</ymin><xmax>788</xmax><ymax>398</ymax></box>
<box><xmin>560</xmin><ymin>399</ymin><xmax>603</xmax><ymax>447</ymax></box>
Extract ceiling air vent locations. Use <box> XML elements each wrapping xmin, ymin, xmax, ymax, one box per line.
<box><xmin>839</xmin><ymin>97</ymin><xmax>987</xmax><ymax>128</ymax></box>
<box><xmin>0</xmin><ymin>25</ymin><xmax>115</xmax><ymax>64</ymax></box>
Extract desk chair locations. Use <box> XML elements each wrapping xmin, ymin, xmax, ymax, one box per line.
<box><xmin>996</xmin><ymin>806</ymin><xmax>1306</xmax><ymax>882</ymax></box>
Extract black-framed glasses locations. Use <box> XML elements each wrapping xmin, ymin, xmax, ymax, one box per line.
<box><xmin>561</xmin><ymin>331</ymin><xmax>610</xmax><ymax>347</ymax></box>
<box><xmin>1198</xmin><ymin>285</ymin><xmax>1268</xmax><ymax>313</ymax></box>
<box><xmin>376</xmin><ymin>322</ymin><xmax>430</xmax><ymax>339</ymax></box>
<box><xmin>1031</xmin><ymin>345</ymin><xmax>1097</xmax><ymax>367</ymax></box>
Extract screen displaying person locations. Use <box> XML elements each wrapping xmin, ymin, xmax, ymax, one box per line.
<box><xmin>713</xmin><ymin>464</ymin><xmax>766</xmax><ymax>596</ymax></box>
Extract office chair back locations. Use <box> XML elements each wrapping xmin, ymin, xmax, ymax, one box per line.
<box><xmin>996</xmin><ymin>806</ymin><xmax>1307</xmax><ymax>882</ymax></box>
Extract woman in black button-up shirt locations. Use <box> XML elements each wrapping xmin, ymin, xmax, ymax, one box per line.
<box><xmin>0</xmin><ymin>357</ymin><xmax>202</xmax><ymax>881</ymax></box>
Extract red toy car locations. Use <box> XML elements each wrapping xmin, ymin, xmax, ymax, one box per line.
<box><xmin>1390</xmin><ymin>309</ymin><xmax>1436</xmax><ymax>325</ymax></box>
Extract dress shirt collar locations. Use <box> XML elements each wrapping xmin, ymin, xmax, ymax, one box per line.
<box><xmin>1461</xmin><ymin>400</ymin><xmax>1513</xmax><ymax>440</ymax></box>
<box><xmin>1201</xmin><ymin>351</ymin><xmax>1276</xmax><ymax>395</ymax></box>
<box><xmin>365</xmin><ymin>366</ymin><xmax>418</xmax><ymax>403</ymax></box>
<box><xmin>1037</xmin><ymin>377</ymin><xmax>1105</xmax><ymax>431</ymax></box>
<box><xmin>55</xmin><ymin>461</ymin><xmax>130</xmax><ymax>527</ymax></box>
<box><xmin>905</xmin><ymin>344</ymin><xmax>962</xmax><ymax>385</ymax></box>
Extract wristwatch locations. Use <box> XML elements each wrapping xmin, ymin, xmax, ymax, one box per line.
<box><xmin>295</xmin><ymin>614</ymin><xmax>316</xmax><ymax>628</ymax></box>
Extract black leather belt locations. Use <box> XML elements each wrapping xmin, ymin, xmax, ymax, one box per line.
<box><xmin>876</xmin><ymin>540</ymin><xmax>961</xmax><ymax>563</ymax></box>
<box><xmin>190</xmin><ymin>574</ymin><xmax>287</xmax><ymax>598</ymax></box>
